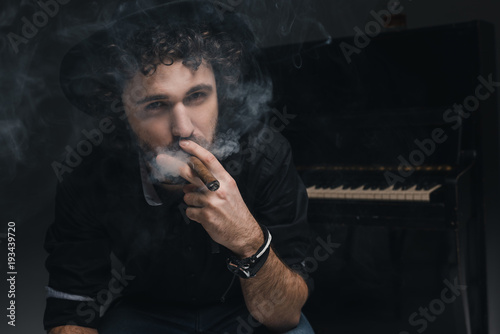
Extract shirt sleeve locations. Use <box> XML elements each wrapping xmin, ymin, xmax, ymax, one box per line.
<box><xmin>250</xmin><ymin>131</ymin><xmax>314</xmax><ymax>295</ymax></box>
<box><xmin>43</xmin><ymin>169</ymin><xmax>112</xmax><ymax>330</ymax></box>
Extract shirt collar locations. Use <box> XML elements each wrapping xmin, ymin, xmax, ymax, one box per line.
<box><xmin>139</xmin><ymin>156</ymin><xmax>163</xmax><ymax>206</ymax></box>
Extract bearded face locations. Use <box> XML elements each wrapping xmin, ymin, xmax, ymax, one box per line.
<box><xmin>121</xmin><ymin>60</ymin><xmax>219</xmax><ymax>184</ymax></box>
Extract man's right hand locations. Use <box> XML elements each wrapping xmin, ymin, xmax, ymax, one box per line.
<box><xmin>48</xmin><ymin>325</ymin><xmax>98</xmax><ymax>334</ymax></box>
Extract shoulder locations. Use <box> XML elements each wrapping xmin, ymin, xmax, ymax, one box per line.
<box><xmin>226</xmin><ymin>123</ymin><xmax>296</xmax><ymax>196</ymax></box>
<box><xmin>243</xmin><ymin>122</ymin><xmax>292</xmax><ymax>165</ymax></box>
<box><xmin>53</xmin><ymin>142</ymin><xmax>139</xmax><ymax>196</ymax></box>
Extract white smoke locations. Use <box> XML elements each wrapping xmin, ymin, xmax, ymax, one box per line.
<box><xmin>151</xmin><ymin>128</ymin><xmax>241</xmax><ymax>182</ymax></box>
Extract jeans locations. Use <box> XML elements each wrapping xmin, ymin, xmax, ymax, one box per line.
<box><xmin>97</xmin><ymin>297</ymin><xmax>314</xmax><ymax>334</ymax></box>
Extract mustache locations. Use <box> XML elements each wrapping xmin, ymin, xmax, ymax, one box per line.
<box><xmin>163</xmin><ymin>135</ymin><xmax>210</xmax><ymax>153</ymax></box>
<box><xmin>140</xmin><ymin>135</ymin><xmax>209</xmax><ymax>158</ymax></box>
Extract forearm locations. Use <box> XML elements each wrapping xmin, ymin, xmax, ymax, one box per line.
<box><xmin>48</xmin><ymin>325</ymin><xmax>98</xmax><ymax>334</ymax></box>
<box><xmin>240</xmin><ymin>248</ymin><xmax>309</xmax><ymax>332</ymax></box>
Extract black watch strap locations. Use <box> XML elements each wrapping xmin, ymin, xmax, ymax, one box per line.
<box><xmin>226</xmin><ymin>224</ymin><xmax>272</xmax><ymax>278</ymax></box>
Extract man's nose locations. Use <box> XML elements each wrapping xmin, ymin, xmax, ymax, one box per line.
<box><xmin>170</xmin><ymin>103</ymin><xmax>194</xmax><ymax>138</ymax></box>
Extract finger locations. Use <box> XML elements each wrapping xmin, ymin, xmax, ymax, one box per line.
<box><xmin>179</xmin><ymin>140</ymin><xmax>226</xmax><ymax>177</ymax></box>
<box><xmin>156</xmin><ymin>153</ymin><xmax>204</xmax><ymax>187</ymax></box>
<box><xmin>177</xmin><ymin>162</ymin><xmax>206</xmax><ymax>188</ymax></box>
<box><xmin>185</xmin><ymin>207</ymin><xmax>205</xmax><ymax>223</ymax></box>
<box><xmin>184</xmin><ymin>191</ymin><xmax>206</xmax><ymax>208</ymax></box>
<box><xmin>183</xmin><ymin>184</ymin><xmax>201</xmax><ymax>194</ymax></box>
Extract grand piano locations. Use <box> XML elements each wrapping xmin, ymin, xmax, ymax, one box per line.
<box><xmin>261</xmin><ymin>21</ymin><xmax>498</xmax><ymax>334</ymax></box>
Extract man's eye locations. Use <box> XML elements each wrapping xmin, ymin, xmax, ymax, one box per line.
<box><xmin>186</xmin><ymin>92</ymin><xmax>207</xmax><ymax>102</ymax></box>
<box><xmin>145</xmin><ymin>101</ymin><xmax>165</xmax><ymax>110</ymax></box>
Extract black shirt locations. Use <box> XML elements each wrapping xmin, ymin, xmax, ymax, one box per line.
<box><xmin>43</xmin><ymin>125</ymin><xmax>312</xmax><ymax>330</ymax></box>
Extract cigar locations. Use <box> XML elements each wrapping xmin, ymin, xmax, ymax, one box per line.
<box><xmin>188</xmin><ymin>156</ymin><xmax>220</xmax><ymax>191</ymax></box>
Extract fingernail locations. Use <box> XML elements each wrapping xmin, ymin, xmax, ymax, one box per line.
<box><xmin>179</xmin><ymin>140</ymin><xmax>189</xmax><ymax>147</ymax></box>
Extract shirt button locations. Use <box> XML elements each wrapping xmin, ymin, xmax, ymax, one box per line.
<box><xmin>187</xmin><ymin>246</ymin><xmax>193</xmax><ymax>252</ymax></box>
<box><xmin>189</xmin><ymin>273</ymin><xmax>196</xmax><ymax>279</ymax></box>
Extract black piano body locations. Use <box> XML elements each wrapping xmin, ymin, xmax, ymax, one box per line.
<box><xmin>261</xmin><ymin>21</ymin><xmax>498</xmax><ymax>334</ymax></box>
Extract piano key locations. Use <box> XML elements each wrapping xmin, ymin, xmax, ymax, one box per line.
<box><xmin>373</xmin><ymin>185</ymin><xmax>392</xmax><ymax>200</ymax></box>
<box><xmin>404</xmin><ymin>185</ymin><xmax>418</xmax><ymax>200</ymax></box>
<box><xmin>306</xmin><ymin>183</ymin><xmax>442</xmax><ymax>202</ymax></box>
<box><xmin>423</xmin><ymin>184</ymin><xmax>441</xmax><ymax>201</ymax></box>
<box><xmin>424</xmin><ymin>182</ymin><xmax>438</xmax><ymax>190</ymax></box>
<box><xmin>378</xmin><ymin>184</ymin><xmax>391</xmax><ymax>190</ymax></box>
<box><xmin>346</xmin><ymin>186</ymin><xmax>364</xmax><ymax>199</ymax></box>
<box><xmin>324</xmin><ymin>186</ymin><xmax>344</xmax><ymax>199</ymax></box>
<box><xmin>310</xmin><ymin>186</ymin><xmax>328</xmax><ymax>198</ymax></box>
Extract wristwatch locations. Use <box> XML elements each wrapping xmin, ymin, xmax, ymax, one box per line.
<box><xmin>226</xmin><ymin>224</ymin><xmax>272</xmax><ymax>278</ymax></box>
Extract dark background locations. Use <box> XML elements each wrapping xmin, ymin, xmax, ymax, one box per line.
<box><xmin>0</xmin><ymin>0</ymin><xmax>499</xmax><ymax>333</ymax></box>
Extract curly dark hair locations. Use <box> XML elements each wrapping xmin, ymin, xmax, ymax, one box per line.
<box><xmin>100</xmin><ymin>23</ymin><xmax>245</xmax><ymax>106</ymax></box>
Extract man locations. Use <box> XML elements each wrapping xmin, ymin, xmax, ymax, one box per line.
<box><xmin>44</xmin><ymin>1</ymin><xmax>313</xmax><ymax>333</ymax></box>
